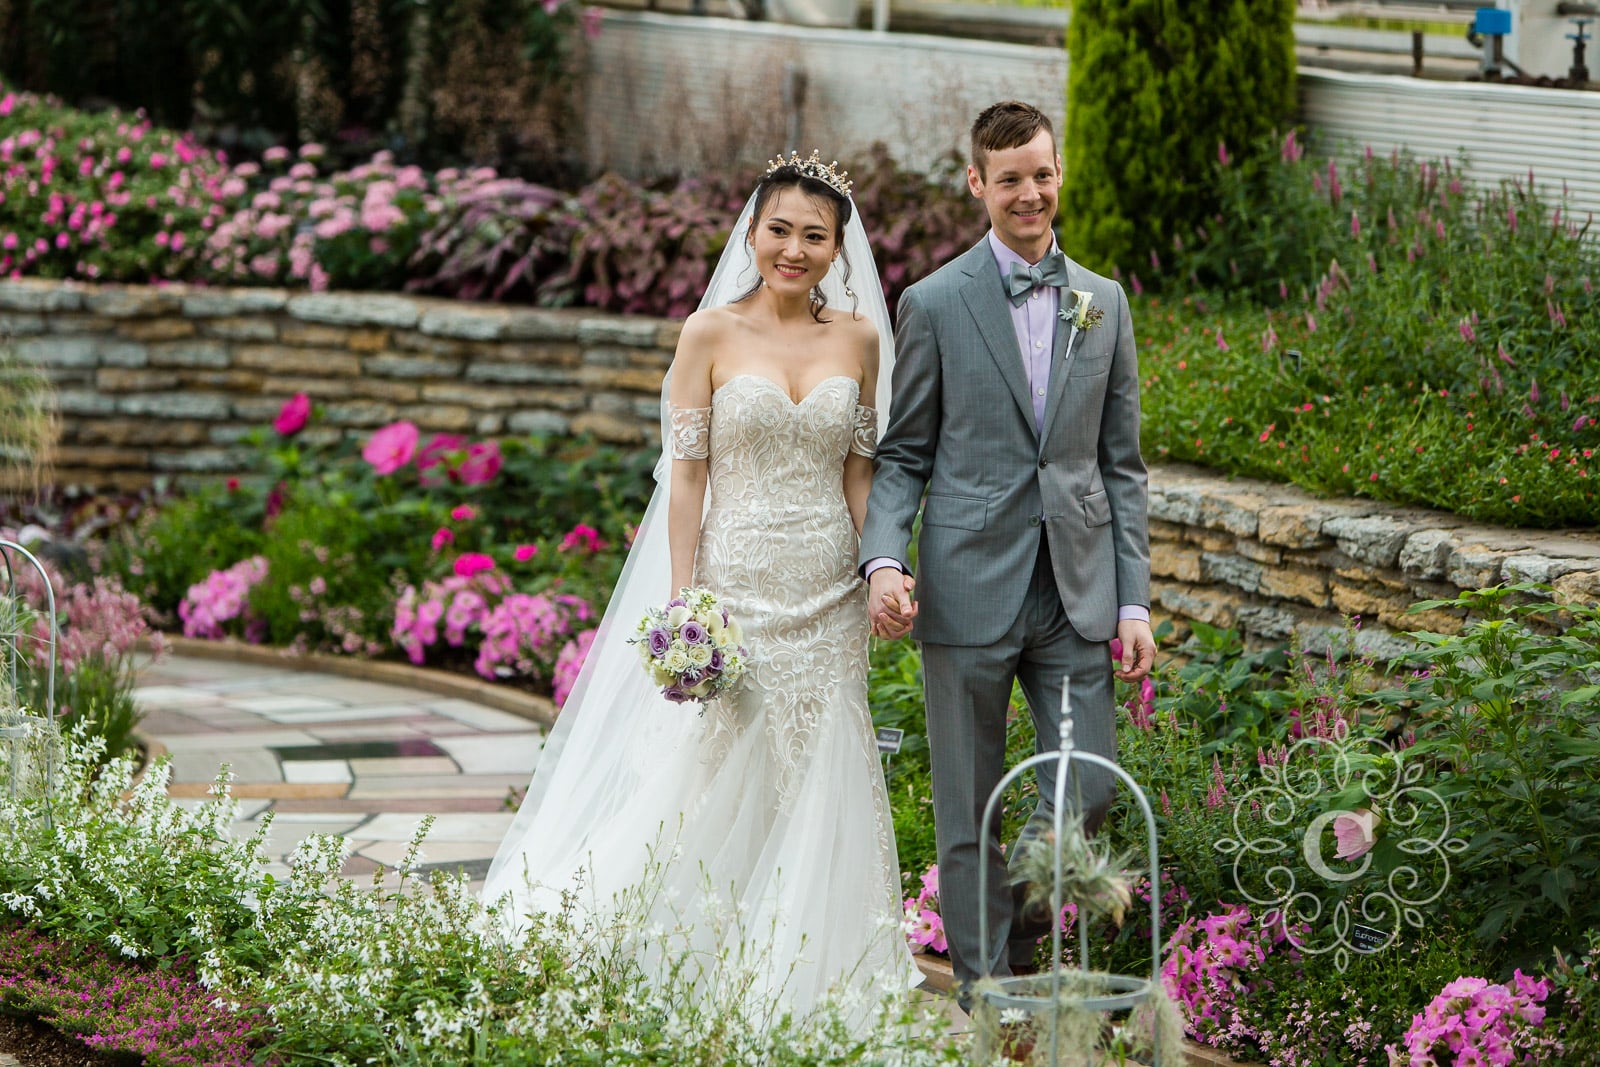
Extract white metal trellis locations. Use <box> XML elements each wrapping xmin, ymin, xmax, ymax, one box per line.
<box><xmin>974</xmin><ymin>677</ymin><xmax>1163</xmax><ymax>1065</ymax></box>
<box><xmin>0</xmin><ymin>538</ymin><xmax>61</xmax><ymax>826</ymax></box>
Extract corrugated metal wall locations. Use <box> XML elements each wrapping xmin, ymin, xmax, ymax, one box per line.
<box><xmin>1300</xmin><ymin>69</ymin><xmax>1600</xmax><ymax>225</ymax></box>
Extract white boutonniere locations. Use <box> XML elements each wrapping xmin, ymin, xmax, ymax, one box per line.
<box><xmin>1059</xmin><ymin>289</ymin><xmax>1103</xmax><ymax>331</ymax></box>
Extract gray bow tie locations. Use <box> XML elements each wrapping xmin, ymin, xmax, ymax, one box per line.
<box><xmin>1004</xmin><ymin>252</ymin><xmax>1069</xmax><ymax>306</ymax></box>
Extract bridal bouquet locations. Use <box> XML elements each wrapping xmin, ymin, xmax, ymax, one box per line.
<box><xmin>631</xmin><ymin>587</ymin><xmax>749</xmax><ymax>704</ymax></box>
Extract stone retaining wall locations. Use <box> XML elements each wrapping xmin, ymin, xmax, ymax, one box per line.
<box><xmin>1148</xmin><ymin>465</ymin><xmax>1600</xmax><ymax>651</ymax></box>
<box><xmin>6</xmin><ymin>278</ymin><xmax>1599</xmax><ymax>646</ymax></box>
<box><xmin>1</xmin><ymin>279</ymin><xmax>677</xmax><ymax>490</ymax></box>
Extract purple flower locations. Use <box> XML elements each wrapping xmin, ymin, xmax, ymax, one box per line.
<box><xmin>681</xmin><ymin>668</ymin><xmax>704</xmax><ymax>687</ymax></box>
<box><xmin>663</xmin><ymin>685</ymin><xmax>691</xmax><ymax>704</ymax></box>
<box><xmin>667</xmin><ymin>597</ymin><xmax>687</xmax><ymax>609</ymax></box>
<box><xmin>680</xmin><ymin>620</ymin><xmax>708</xmax><ymax>645</ymax></box>
<box><xmin>710</xmin><ymin>649</ymin><xmax>724</xmax><ymax>670</ymax></box>
<box><xmin>647</xmin><ymin>627</ymin><xmax>671</xmax><ymax>657</ymax></box>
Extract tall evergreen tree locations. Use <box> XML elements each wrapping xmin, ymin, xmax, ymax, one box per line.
<box><xmin>1061</xmin><ymin>0</ymin><xmax>1296</xmax><ymax>279</ymax></box>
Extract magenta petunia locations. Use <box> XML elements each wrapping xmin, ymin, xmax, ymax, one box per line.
<box><xmin>362</xmin><ymin>420</ymin><xmax>420</xmax><ymax>474</ymax></box>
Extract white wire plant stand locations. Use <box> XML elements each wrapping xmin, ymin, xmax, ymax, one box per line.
<box><xmin>974</xmin><ymin>678</ymin><xmax>1163</xmax><ymax>1065</ymax></box>
<box><xmin>0</xmin><ymin>538</ymin><xmax>61</xmax><ymax>827</ymax></box>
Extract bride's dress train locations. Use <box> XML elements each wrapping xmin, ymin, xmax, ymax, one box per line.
<box><xmin>483</xmin><ymin>372</ymin><xmax>919</xmax><ymax>1021</ymax></box>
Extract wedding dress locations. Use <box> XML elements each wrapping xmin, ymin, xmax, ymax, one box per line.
<box><xmin>483</xmin><ymin>191</ymin><xmax>919</xmax><ymax>1024</ymax></box>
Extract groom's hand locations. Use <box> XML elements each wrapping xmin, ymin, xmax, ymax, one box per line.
<box><xmin>869</xmin><ymin>568</ymin><xmax>917</xmax><ymax>640</ymax></box>
<box><xmin>1114</xmin><ymin>618</ymin><xmax>1156</xmax><ymax>682</ymax></box>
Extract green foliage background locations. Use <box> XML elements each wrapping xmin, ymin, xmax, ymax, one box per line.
<box><xmin>1062</xmin><ymin>0</ymin><xmax>1298</xmax><ymax>278</ymax></box>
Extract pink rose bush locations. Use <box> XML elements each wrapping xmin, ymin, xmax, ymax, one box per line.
<box><xmin>178</xmin><ymin>557</ymin><xmax>269</xmax><ymax>642</ymax></box>
<box><xmin>362</xmin><ymin>421</ymin><xmax>420</xmax><ymax>475</ymax></box>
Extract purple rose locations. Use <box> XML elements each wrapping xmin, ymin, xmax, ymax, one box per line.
<box><xmin>680</xmin><ymin>620</ymin><xmax>708</xmax><ymax>645</ymax></box>
<box><xmin>647</xmin><ymin>628</ymin><xmax>671</xmax><ymax>657</ymax></box>
<box><xmin>662</xmin><ymin>685</ymin><xmax>692</xmax><ymax>704</ymax></box>
<box><xmin>667</xmin><ymin>597</ymin><xmax>687</xmax><ymax>609</ymax></box>
<box><xmin>681</xmin><ymin>668</ymin><xmax>704</xmax><ymax>687</ymax></box>
<box><xmin>709</xmin><ymin>649</ymin><xmax>724</xmax><ymax>670</ymax></box>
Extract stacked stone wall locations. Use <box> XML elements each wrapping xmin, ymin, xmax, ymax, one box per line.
<box><xmin>5</xmin><ymin>278</ymin><xmax>1599</xmax><ymax>643</ymax></box>
<box><xmin>1</xmin><ymin>279</ymin><xmax>677</xmax><ymax>490</ymax></box>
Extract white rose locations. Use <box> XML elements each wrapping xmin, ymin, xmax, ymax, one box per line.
<box><xmin>665</xmin><ymin>648</ymin><xmax>691</xmax><ymax>673</ymax></box>
<box><xmin>666</xmin><ymin>605</ymin><xmax>691</xmax><ymax>629</ymax></box>
<box><xmin>687</xmin><ymin>644</ymin><xmax>713</xmax><ymax>667</ymax></box>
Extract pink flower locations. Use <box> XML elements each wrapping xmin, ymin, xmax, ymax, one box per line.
<box><xmin>581</xmin><ymin>6</ymin><xmax>604</xmax><ymax>37</ymax></box>
<box><xmin>417</xmin><ymin>433</ymin><xmax>468</xmax><ymax>482</ymax></box>
<box><xmin>451</xmin><ymin>505</ymin><xmax>476</xmax><ymax>522</ymax></box>
<box><xmin>273</xmin><ymin>393</ymin><xmax>310</xmax><ymax>435</ymax></box>
<box><xmin>457</xmin><ymin>440</ymin><xmax>503</xmax><ymax>485</ymax></box>
<box><xmin>553</xmin><ymin>628</ymin><xmax>597</xmax><ymax>707</ymax></box>
<box><xmin>1332</xmin><ymin>808</ymin><xmax>1380</xmax><ymax>860</ymax></box>
<box><xmin>514</xmin><ymin>544</ymin><xmax>539</xmax><ymax>562</ymax></box>
<box><xmin>431</xmin><ymin>527</ymin><xmax>454</xmax><ymax>552</ymax></box>
<box><xmin>454</xmin><ymin>553</ymin><xmax>496</xmax><ymax>578</ymax></box>
<box><xmin>1217</xmin><ymin>141</ymin><xmax>1231</xmax><ymax>167</ymax></box>
<box><xmin>559</xmin><ymin>523</ymin><xmax>607</xmax><ymax>553</ymax></box>
<box><xmin>908</xmin><ymin>909</ymin><xmax>948</xmax><ymax>953</ymax></box>
<box><xmin>362</xmin><ymin>420</ymin><xmax>420</xmax><ymax>474</ymax></box>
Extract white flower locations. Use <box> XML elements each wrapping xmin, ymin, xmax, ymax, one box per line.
<box><xmin>687</xmin><ymin>644</ymin><xmax>713</xmax><ymax>668</ymax></box>
<box><xmin>726</xmin><ymin>617</ymin><xmax>744</xmax><ymax>645</ymax></box>
<box><xmin>1071</xmin><ymin>288</ymin><xmax>1095</xmax><ymax>329</ymax></box>
<box><xmin>664</xmin><ymin>648</ymin><xmax>691</xmax><ymax>673</ymax></box>
<box><xmin>666</xmin><ymin>605</ymin><xmax>690</xmax><ymax>629</ymax></box>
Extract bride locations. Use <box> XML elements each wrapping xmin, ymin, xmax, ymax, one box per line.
<box><xmin>483</xmin><ymin>152</ymin><xmax>921</xmax><ymax>1021</ymax></box>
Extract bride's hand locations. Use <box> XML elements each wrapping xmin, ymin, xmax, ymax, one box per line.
<box><xmin>869</xmin><ymin>569</ymin><xmax>917</xmax><ymax>640</ymax></box>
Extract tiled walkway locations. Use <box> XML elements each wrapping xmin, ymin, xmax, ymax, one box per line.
<box><xmin>132</xmin><ymin>648</ymin><xmax>971</xmax><ymax>1040</ymax></box>
<box><xmin>134</xmin><ymin>650</ymin><xmax>542</xmax><ymax>887</ymax></box>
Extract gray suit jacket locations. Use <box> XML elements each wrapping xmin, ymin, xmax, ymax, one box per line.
<box><xmin>859</xmin><ymin>237</ymin><xmax>1149</xmax><ymax>646</ymax></box>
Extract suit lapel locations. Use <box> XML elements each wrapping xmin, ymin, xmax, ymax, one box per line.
<box><xmin>957</xmin><ymin>241</ymin><xmax>1037</xmax><ymax>441</ymax></box>
<box><xmin>1039</xmin><ymin>266</ymin><xmax>1086</xmax><ymax>453</ymax></box>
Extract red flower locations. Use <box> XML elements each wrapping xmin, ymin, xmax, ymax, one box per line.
<box><xmin>273</xmin><ymin>392</ymin><xmax>310</xmax><ymax>435</ymax></box>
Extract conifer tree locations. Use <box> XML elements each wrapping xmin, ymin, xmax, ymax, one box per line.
<box><xmin>1061</xmin><ymin>0</ymin><xmax>1297</xmax><ymax>279</ymax></box>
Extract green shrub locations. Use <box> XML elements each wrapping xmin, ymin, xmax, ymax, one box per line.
<box><xmin>1135</xmin><ymin>143</ymin><xmax>1600</xmax><ymax>527</ymax></box>
<box><xmin>1062</xmin><ymin>0</ymin><xmax>1297</xmax><ymax>277</ymax></box>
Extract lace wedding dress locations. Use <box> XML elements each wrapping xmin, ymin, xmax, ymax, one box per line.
<box><xmin>483</xmin><ymin>371</ymin><xmax>919</xmax><ymax>1022</ymax></box>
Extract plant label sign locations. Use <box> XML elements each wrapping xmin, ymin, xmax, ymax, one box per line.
<box><xmin>1350</xmin><ymin>923</ymin><xmax>1389</xmax><ymax>954</ymax></box>
<box><xmin>875</xmin><ymin>727</ymin><xmax>904</xmax><ymax>754</ymax></box>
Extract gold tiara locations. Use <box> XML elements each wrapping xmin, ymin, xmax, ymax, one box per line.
<box><xmin>765</xmin><ymin>149</ymin><xmax>853</xmax><ymax>198</ymax></box>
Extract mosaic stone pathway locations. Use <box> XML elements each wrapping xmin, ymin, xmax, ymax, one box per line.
<box><xmin>133</xmin><ymin>650</ymin><xmax>540</xmax><ymax>887</ymax></box>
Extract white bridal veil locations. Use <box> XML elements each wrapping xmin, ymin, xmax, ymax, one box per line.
<box><xmin>483</xmin><ymin>180</ymin><xmax>898</xmax><ymax>901</ymax></box>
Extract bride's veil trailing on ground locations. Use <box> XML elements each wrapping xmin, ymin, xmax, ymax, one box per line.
<box><xmin>483</xmin><ymin>182</ymin><xmax>896</xmax><ymax>907</ymax></box>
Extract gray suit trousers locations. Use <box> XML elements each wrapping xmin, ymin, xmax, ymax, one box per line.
<box><xmin>920</xmin><ymin>533</ymin><xmax>1118</xmax><ymax>991</ymax></box>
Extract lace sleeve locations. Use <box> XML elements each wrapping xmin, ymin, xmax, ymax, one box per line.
<box><xmin>849</xmin><ymin>404</ymin><xmax>878</xmax><ymax>458</ymax></box>
<box><xmin>669</xmin><ymin>405</ymin><xmax>712</xmax><ymax>460</ymax></box>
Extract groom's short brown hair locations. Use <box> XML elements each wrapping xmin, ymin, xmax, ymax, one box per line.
<box><xmin>970</xmin><ymin>101</ymin><xmax>1055</xmax><ymax>178</ymax></box>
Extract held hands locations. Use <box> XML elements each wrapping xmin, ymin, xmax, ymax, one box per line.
<box><xmin>1114</xmin><ymin>617</ymin><xmax>1156</xmax><ymax>683</ymax></box>
<box><xmin>868</xmin><ymin>568</ymin><xmax>918</xmax><ymax>640</ymax></box>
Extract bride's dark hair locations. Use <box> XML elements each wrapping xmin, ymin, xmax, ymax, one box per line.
<box><xmin>735</xmin><ymin>165</ymin><xmax>859</xmax><ymax>323</ymax></box>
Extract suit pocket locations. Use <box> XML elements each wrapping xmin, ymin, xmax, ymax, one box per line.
<box><xmin>1080</xmin><ymin>490</ymin><xmax>1112</xmax><ymax>527</ymax></box>
<box><xmin>923</xmin><ymin>493</ymin><xmax>987</xmax><ymax>531</ymax></box>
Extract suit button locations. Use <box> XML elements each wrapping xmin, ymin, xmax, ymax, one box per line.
<box><xmin>1038</xmin><ymin>458</ymin><xmax>1049</xmax><ymax>469</ymax></box>
<box><xmin>1028</xmin><ymin>515</ymin><xmax>1041</xmax><ymax>527</ymax></box>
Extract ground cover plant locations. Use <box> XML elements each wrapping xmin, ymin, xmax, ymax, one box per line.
<box><xmin>1134</xmin><ymin>133</ymin><xmax>1600</xmax><ymax>527</ymax></box>
<box><xmin>0</xmin><ymin>738</ymin><xmax>963</xmax><ymax>1065</ymax></box>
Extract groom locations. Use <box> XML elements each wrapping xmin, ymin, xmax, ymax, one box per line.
<box><xmin>860</xmin><ymin>100</ymin><xmax>1155</xmax><ymax>993</ymax></box>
